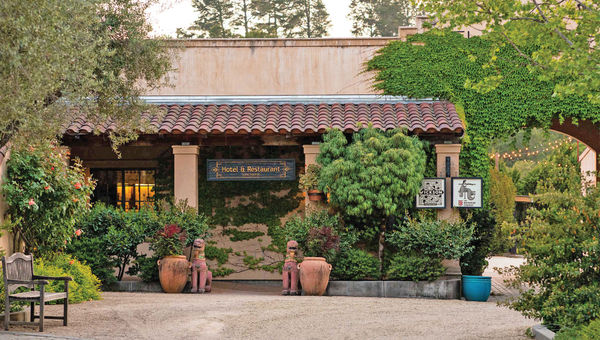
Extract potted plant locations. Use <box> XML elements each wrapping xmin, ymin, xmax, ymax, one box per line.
<box><xmin>459</xmin><ymin>210</ymin><xmax>496</xmax><ymax>301</ymax></box>
<box><xmin>151</xmin><ymin>224</ymin><xmax>189</xmax><ymax>293</ymax></box>
<box><xmin>150</xmin><ymin>200</ymin><xmax>211</xmax><ymax>293</ymax></box>
<box><xmin>283</xmin><ymin>211</ymin><xmax>340</xmax><ymax>295</ymax></box>
<box><xmin>299</xmin><ymin>164</ymin><xmax>324</xmax><ymax>201</ymax></box>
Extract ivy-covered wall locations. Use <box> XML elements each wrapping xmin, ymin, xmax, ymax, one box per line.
<box><xmin>367</xmin><ymin>31</ymin><xmax>600</xmax><ymax>200</ymax></box>
<box><xmin>156</xmin><ymin>145</ymin><xmax>304</xmax><ymax>279</ymax></box>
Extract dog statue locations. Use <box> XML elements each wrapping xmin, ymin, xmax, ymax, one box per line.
<box><xmin>282</xmin><ymin>240</ymin><xmax>300</xmax><ymax>295</ymax></box>
<box><xmin>190</xmin><ymin>238</ymin><xmax>212</xmax><ymax>293</ymax></box>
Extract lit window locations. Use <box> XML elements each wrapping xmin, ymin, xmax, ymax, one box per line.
<box><xmin>90</xmin><ymin>169</ymin><xmax>155</xmax><ymax>210</ymax></box>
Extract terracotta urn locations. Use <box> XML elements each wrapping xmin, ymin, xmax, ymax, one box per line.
<box><xmin>157</xmin><ymin>255</ymin><xmax>189</xmax><ymax>293</ymax></box>
<box><xmin>307</xmin><ymin>190</ymin><xmax>324</xmax><ymax>202</ymax></box>
<box><xmin>298</xmin><ymin>257</ymin><xmax>332</xmax><ymax>296</ymax></box>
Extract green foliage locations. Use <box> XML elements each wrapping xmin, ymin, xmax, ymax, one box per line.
<box><xmin>205</xmin><ymin>246</ymin><xmax>233</xmax><ymax>266</ymax></box>
<box><xmin>304</xmin><ymin>226</ymin><xmax>340</xmax><ymax>261</ymax></box>
<box><xmin>223</xmin><ymin>229</ymin><xmax>264</xmax><ymax>242</ymax></box>
<box><xmin>387</xmin><ymin>219</ymin><xmax>474</xmax><ymax>260</ymax></box>
<box><xmin>0</xmin><ymin>0</ymin><xmax>171</xmax><ymax>152</ymax></box>
<box><xmin>282</xmin><ymin>211</ymin><xmax>340</xmax><ymax>250</ymax></box>
<box><xmin>298</xmin><ymin>164</ymin><xmax>321</xmax><ymax>191</ymax></box>
<box><xmin>367</xmin><ymin>31</ymin><xmax>600</xmax><ymax>194</ymax></box>
<box><xmin>34</xmin><ymin>254</ymin><xmax>101</xmax><ymax>303</ymax></box>
<box><xmin>489</xmin><ymin>167</ymin><xmax>516</xmax><ymax>253</ymax></box>
<box><xmin>331</xmin><ymin>248</ymin><xmax>380</xmax><ymax>280</ymax></box>
<box><xmin>386</xmin><ymin>253</ymin><xmax>446</xmax><ymax>282</ymax></box>
<box><xmin>210</xmin><ymin>267</ymin><xmax>235</xmax><ymax>277</ymax></box>
<box><xmin>349</xmin><ymin>0</ymin><xmax>414</xmax><ymax>37</ymax></box>
<box><xmin>460</xmin><ymin>209</ymin><xmax>497</xmax><ymax>276</ymax></box>
<box><xmin>504</xmin><ymin>187</ymin><xmax>600</xmax><ymax>329</ymax></box>
<box><xmin>129</xmin><ymin>254</ymin><xmax>159</xmax><ymax>283</ymax></box>
<box><xmin>2</xmin><ymin>143</ymin><xmax>93</xmax><ymax>257</ymax></box>
<box><xmin>556</xmin><ymin>318</ymin><xmax>600</xmax><ymax>340</ymax></box>
<box><xmin>417</xmin><ymin>0</ymin><xmax>600</xmax><ymax>103</ymax></box>
<box><xmin>67</xmin><ymin>204</ymin><xmax>160</xmax><ymax>284</ymax></box>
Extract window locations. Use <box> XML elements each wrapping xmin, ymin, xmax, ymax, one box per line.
<box><xmin>90</xmin><ymin>169</ymin><xmax>155</xmax><ymax>210</ymax></box>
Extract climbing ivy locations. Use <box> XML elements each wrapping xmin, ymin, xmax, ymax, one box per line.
<box><xmin>154</xmin><ymin>145</ymin><xmax>303</xmax><ymax>276</ymax></box>
<box><xmin>367</xmin><ymin>30</ymin><xmax>600</xmax><ymax>196</ymax></box>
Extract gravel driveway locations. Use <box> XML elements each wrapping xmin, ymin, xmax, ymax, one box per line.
<box><xmin>1</xmin><ymin>281</ymin><xmax>536</xmax><ymax>340</ymax></box>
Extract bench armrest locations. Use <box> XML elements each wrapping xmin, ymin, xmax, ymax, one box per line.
<box><xmin>33</xmin><ymin>275</ymin><xmax>72</xmax><ymax>281</ymax></box>
<box><xmin>7</xmin><ymin>279</ymin><xmax>49</xmax><ymax>285</ymax></box>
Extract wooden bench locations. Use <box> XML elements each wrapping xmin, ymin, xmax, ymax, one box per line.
<box><xmin>2</xmin><ymin>253</ymin><xmax>71</xmax><ymax>332</ymax></box>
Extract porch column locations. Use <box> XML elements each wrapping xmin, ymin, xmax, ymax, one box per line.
<box><xmin>435</xmin><ymin>143</ymin><xmax>462</xmax><ymax>276</ymax></box>
<box><xmin>172</xmin><ymin>145</ymin><xmax>199</xmax><ymax>210</ymax></box>
<box><xmin>435</xmin><ymin>144</ymin><xmax>461</xmax><ymax>222</ymax></box>
<box><xmin>302</xmin><ymin>144</ymin><xmax>324</xmax><ymax>212</ymax></box>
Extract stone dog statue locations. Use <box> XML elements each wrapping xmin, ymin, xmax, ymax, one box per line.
<box><xmin>282</xmin><ymin>240</ymin><xmax>300</xmax><ymax>295</ymax></box>
<box><xmin>190</xmin><ymin>238</ymin><xmax>212</xmax><ymax>293</ymax></box>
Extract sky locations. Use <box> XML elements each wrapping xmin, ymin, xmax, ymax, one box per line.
<box><xmin>147</xmin><ymin>0</ymin><xmax>354</xmax><ymax>37</ymax></box>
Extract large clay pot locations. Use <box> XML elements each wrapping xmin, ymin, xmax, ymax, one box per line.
<box><xmin>157</xmin><ymin>255</ymin><xmax>189</xmax><ymax>293</ymax></box>
<box><xmin>298</xmin><ymin>257</ymin><xmax>332</xmax><ymax>296</ymax></box>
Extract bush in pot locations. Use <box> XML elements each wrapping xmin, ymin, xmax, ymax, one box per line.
<box><xmin>298</xmin><ymin>164</ymin><xmax>323</xmax><ymax>201</ymax></box>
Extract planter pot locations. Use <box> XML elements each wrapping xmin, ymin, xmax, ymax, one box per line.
<box><xmin>298</xmin><ymin>257</ymin><xmax>332</xmax><ymax>296</ymax></box>
<box><xmin>158</xmin><ymin>255</ymin><xmax>189</xmax><ymax>293</ymax></box>
<box><xmin>307</xmin><ymin>190</ymin><xmax>325</xmax><ymax>202</ymax></box>
<box><xmin>462</xmin><ymin>275</ymin><xmax>491</xmax><ymax>301</ymax></box>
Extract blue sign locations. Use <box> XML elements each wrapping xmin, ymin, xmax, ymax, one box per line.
<box><xmin>207</xmin><ymin>159</ymin><xmax>296</xmax><ymax>181</ymax></box>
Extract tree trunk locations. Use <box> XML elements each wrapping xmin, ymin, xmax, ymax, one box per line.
<box><xmin>378</xmin><ymin>224</ymin><xmax>385</xmax><ymax>278</ymax></box>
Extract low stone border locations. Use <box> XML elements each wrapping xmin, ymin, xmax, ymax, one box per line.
<box><xmin>326</xmin><ymin>279</ymin><xmax>461</xmax><ymax>299</ymax></box>
<box><xmin>108</xmin><ymin>279</ymin><xmax>460</xmax><ymax>299</ymax></box>
<box><xmin>531</xmin><ymin>324</ymin><xmax>555</xmax><ymax>340</ymax></box>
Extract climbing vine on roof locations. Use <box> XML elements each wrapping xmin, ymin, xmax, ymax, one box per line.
<box><xmin>367</xmin><ymin>30</ymin><xmax>600</xmax><ymax>193</ymax></box>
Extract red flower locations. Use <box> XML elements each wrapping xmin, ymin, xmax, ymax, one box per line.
<box><xmin>69</xmin><ymin>260</ymin><xmax>74</xmax><ymax>265</ymax></box>
<box><xmin>74</xmin><ymin>182</ymin><xmax>82</xmax><ymax>190</ymax></box>
<box><xmin>44</xmin><ymin>186</ymin><xmax>50</xmax><ymax>190</ymax></box>
<box><xmin>75</xmin><ymin>229</ymin><xmax>82</xmax><ymax>237</ymax></box>
<box><xmin>73</xmin><ymin>198</ymin><xmax>79</xmax><ymax>203</ymax></box>
<box><xmin>28</xmin><ymin>198</ymin><xmax>35</xmax><ymax>206</ymax></box>
<box><xmin>164</xmin><ymin>224</ymin><xmax>182</xmax><ymax>238</ymax></box>
<box><xmin>51</xmin><ymin>166</ymin><xmax>54</xmax><ymax>171</ymax></box>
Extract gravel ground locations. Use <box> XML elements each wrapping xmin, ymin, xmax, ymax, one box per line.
<box><xmin>1</xmin><ymin>282</ymin><xmax>536</xmax><ymax>340</ymax></box>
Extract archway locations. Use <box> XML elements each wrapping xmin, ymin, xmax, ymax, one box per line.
<box><xmin>551</xmin><ymin>118</ymin><xmax>599</xmax><ymax>186</ymax></box>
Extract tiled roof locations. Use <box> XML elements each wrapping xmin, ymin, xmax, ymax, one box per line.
<box><xmin>65</xmin><ymin>101</ymin><xmax>463</xmax><ymax>136</ymax></box>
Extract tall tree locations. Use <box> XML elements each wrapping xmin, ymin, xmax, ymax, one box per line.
<box><xmin>349</xmin><ymin>0</ymin><xmax>414</xmax><ymax>37</ymax></box>
<box><xmin>289</xmin><ymin>0</ymin><xmax>331</xmax><ymax>38</ymax></box>
<box><xmin>0</xmin><ymin>0</ymin><xmax>171</xmax><ymax>151</ymax></box>
<box><xmin>182</xmin><ymin>0</ymin><xmax>236</xmax><ymax>38</ymax></box>
<box><xmin>251</xmin><ymin>0</ymin><xmax>295</xmax><ymax>37</ymax></box>
<box><xmin>416</xmin><ymin>0</ymin><xmax>600</xmax><ymax>103</ymax></box>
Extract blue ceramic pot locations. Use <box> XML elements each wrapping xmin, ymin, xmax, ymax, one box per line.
<box><xmin>462</xmin><ymin>275</ymin><xmax>492</xmax><ymax>301</ymax></box>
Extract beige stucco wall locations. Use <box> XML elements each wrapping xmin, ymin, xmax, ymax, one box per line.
<box><xmin>579</xmin><ymin>148</ymin><xmax>597</xmax><ymax>189</ymax></box>
<box><xmin>146</xmin><ymin>38</ymin><xmax>397</xmax><ymax>96</ymax></box>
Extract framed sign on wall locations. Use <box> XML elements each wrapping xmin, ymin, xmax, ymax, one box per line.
<box><xmin>416</xmin><ymin>178</ymin><xmax>446</xmax><ymax>209</ymax></box>
<box><xmin>451</xmin><ymin>177</ymin><xmax>483</xmax><ymax>208</ymax></box>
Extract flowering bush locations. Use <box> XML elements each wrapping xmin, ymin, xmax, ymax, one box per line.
<box><xmin>34</xmin><ymin>254</ymin><xmax>101</xmax><ymax>303</ymax></box>
<box><xmin>2</xmin><ymin>142</ymin><xmax>94</xmax><ymax>256</ymax></box>
<box><xmin>150</xmin><ymin>224</ymin><xmax>187</xmax><ymax>258</ymax></box>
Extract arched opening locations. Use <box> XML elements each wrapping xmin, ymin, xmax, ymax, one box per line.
<box><xmin>551</xmin><ymin>118</ymin><xmax>599</xmax><ymax>187</ymax></box>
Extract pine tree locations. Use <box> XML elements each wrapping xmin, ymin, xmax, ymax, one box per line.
<box><xmin>289</xmin><ymin>0</ymin><xmax>331</xmax><ymax>38</ymax></box>
<box><xmin>349</xmin><ymin>0</ymin><xmax>413</xmax><ymax>37</ymax></box>
<box><xmin>179</xmin><ymin>0</ymin><xmax>236</xmax><ymax>38</ymax></box>
<box><xmin>250</xmin><ymin>0</ymin><xmax>294</xmax><ymax>38</ymax></box>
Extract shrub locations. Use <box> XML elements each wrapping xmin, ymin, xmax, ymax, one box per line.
<box><xmin>157</xmin><ymin>200</ymin><xmax>211</xmax><ymax>246</ymax></box>
<box><xmin>555</xmin><ymin>319</ymin><xmax>600</xmax><ymax>340</ymax></box>
<box><xmin>460</xmin><ymin>209</ymin><xmax>497</xmax><ymax>276</ymax></box>
<box><xmin>67</xmin><ymin>204</ymin><xmax>160</xmax><ymax>284</ymax></box>
<box><xmin>489</xmin><ymin>167</ymin><xmax>517</xmax><ymax>253</ymax></box>
<box><xmin>386</xmin><ymin>253</ymin><xmax>446</xmax><ymax>282</ymax></box>
<box><xmin>34</xmin><ymin>254</ymin><xmax>101</xmax><ymax>303</ymax></box>
<box><xmin>2</xmin><ymin>143</ymin><xmax>94</xmax><ymax>256</ymax></box>
<box><xmin>282</xmin><ymin>211</ymin><xmax>339</xmax><ymax>252</ymax></box>
<box><xmin>331</xmin><ymin>248</ymin><xmax>380</xmax><ymax>280</ymax></box>
<box><xmin>387</xmin><ymin>219</ymin><xmax>474</xmax><ymax>260</ymax></box>
<box><xmin>129</xmin><ymin>254</ymin><xmax>160</xmax><ymax>283</ymax></box>
<box><xmin>298</xmin><ymin>164</ymin><xmax>321</xmax><ymax>191</ymax></box>
<box><xmin>150</xmin><ymin>224</ymin><xmax>188</xmax><ymax>258</ymax></box>
<box><xmin>305</xmin><ymin>226</ymin><xmax>340</xmax><ymax>262</ymax></box>
<box><xmin>504</xmin><ymin>187</ymin><xmax>600</xmax><ymax>329</ymax></box>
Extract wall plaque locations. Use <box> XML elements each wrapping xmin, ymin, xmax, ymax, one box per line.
<box><xmin>207</xmin><ymin>159</ymin><xmax>295</xmax><ymax>181</ymax></box>
<box><xmin>416</xmin><ymin>178</ymin><xmax>446</xmax><ymax>209</ymax></box>
<box><xmin>451</xmin><ymin>177</ymin><xmax>483</xmax><ymax>208</ymax></box>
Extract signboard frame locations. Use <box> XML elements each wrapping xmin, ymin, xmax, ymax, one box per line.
<box><xmin>416</xmin><ymin>177</ymin><xmax>446</xmax><ymax>209</ymax></box>
<box><xmin>451</xmin><ymin>177</ymin><xmax>483</xmax><ymax>209</ymax></box>
<box><xmin>207</xmin><ymin>159</ymin><xmax>296</xmax><ymax>181</ymax></box>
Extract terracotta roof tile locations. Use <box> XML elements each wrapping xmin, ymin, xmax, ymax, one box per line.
<box><xmin>65</xmin><ymin>101</ymin><xmax>463</xmax><ymax>136</ymax></box>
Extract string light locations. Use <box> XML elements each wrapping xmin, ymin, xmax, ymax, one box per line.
<box><xmin>489</xmin><ymin>137</ymin><xmax>574</xmax><ymax>161</ymax></box>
